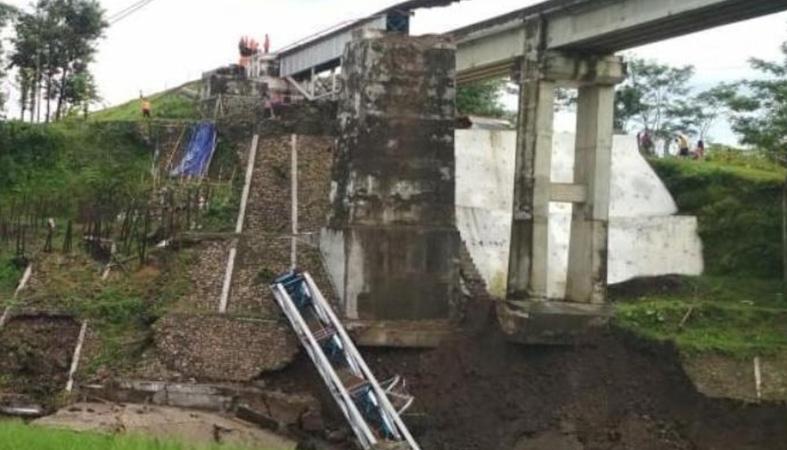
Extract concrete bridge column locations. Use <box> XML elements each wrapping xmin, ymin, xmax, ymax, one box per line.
<box><xmin>503</xmin><ymin>47</ymin><xmax>625</xmax><ymax>342</ymax></box>
<box><xmin>566</xmin><ymin>84</ymin><xmax>616</xmax><ymax>305</ymax></box>
<box><xmin>507</xmin><ymin>65</ymin><xmax>555</xmax><ymax>302</ymax></box>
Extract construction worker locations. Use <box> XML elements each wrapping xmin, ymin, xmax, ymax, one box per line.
<box><xmin>140</xmin><ymin>93</ymin><xmax>152</xmax><ymax>119</ymax></box>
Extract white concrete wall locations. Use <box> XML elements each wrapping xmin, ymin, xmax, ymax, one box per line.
<box><xmin>456</xmin><ymin>129</ymin><xmax>704</xmax><ymax>298</ymax></box>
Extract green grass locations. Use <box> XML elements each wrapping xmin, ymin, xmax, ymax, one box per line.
<box><xmin>650</xmin><ymin>155</ymin><xmax>785</xmax><ymax>278</ymax></box>
<box><xmin>0</xmin><ymin>120</ymin><xmax>152</xmax><ymax>219</ymax></box>
<box><xmin>613</xmin><ymin>276</ymin><xmax>787</xmax><ymax>358</ymax></box>
<box><xmin>633</xmin><ymin>152</ymin><xmax>787</xmax><ymax>356</ymax></box>
<box><xmin>0</xmin><ymin>421</ymin><xmax>267</xmax><ymax>450</ymax></box>
<box><xmin>90</xmin><ymin>82</ymin><xmax>200</xmax><ymax>122</ymax></box>
<box><xmin>705</xmin><ymin>146</ymin><xmax>786</xmax><ymax>176</ymax></box>
<box><xmin>0</xmin><ymin>257</ymin><xmax>21</xmax><ymax>297</ymax></box>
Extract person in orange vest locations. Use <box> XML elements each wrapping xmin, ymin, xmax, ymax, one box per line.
<box><xmin>140</xmin><ymin>93</ymin><xmax>152</xmax><ymax>119</ymax></box>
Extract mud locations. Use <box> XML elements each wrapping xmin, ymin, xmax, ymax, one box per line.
<box><xmin>266</xmin><ymin>323</ymin><xmax>787</xmax><ymax>450</ymax></box>
<box><xmin>0</xmin><ymin>314</ymin><xmax>80</xmax><ymax>407</ymax></box>
<box><xmin>607</xmin><ymin>275</ymin><xmax>686</xmax><ymax>299</ymax></box>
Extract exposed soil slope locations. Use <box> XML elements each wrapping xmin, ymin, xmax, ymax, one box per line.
<box><xmin>0</xmin><ymin>314</ymin><xmax>80</xmax><ymax>406</ymax></box>
<box><xmin>269</xmin><ymin>323</ymin><xmax>787</xmax><ymax>450</ymax></box>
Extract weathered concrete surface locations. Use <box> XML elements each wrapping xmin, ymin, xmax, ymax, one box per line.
<box><xmin>322</xmin><ymin>34</ymin><xmax>461</xmax><ymax>327</ymax></box>
<box><xmin>35</xmin><ymin>402</ymin><xmax>297</xmax><ymax>449</ymax></box>
<box><xmin>455</xmin><ymin>129</ymin><xmax>703</xmax><ymax>298</ymax></box>
<box><xmin>82</xmin><ymin>381</ymin><xmax>324</xmax><ymax>429</ymax></box>
<box><xmin>154</xmin><ymin>314</ymin><xmax>298</xmax><ymax>381</ymax></box>
<box><xmin>453</xmin><ymin>0</ymin><xmax>787</xmax><ymax>83</ymax></box>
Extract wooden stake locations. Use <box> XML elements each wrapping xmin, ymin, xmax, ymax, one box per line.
<box><xmin>14</xmin><ymin>264</ymin><xmax>33</xmax><ymax>299</ymax></box>
<box><xmin>678</xmin><ymin>306</ymin><xmax>694</xmax><ymax>330</ymax></box>
<box><xmin>65</xmin><ymin>321</ymin><xmax>89</xmax><ymax>393</ymax></box>
<box><xmin>754</xmin><ymin>356</ymin><xmax>763</xmax><ymax>402</ymax></box>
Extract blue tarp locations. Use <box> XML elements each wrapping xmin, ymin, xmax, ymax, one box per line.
<box><xmin>170</xmin><ymin>122</ymin><xmax>217</xmax><ymax>178</ymax></box>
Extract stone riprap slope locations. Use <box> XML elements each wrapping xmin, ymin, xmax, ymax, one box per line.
<box><xmin>152</xmin><ymin>133</ymin><xmax>337</xmax><ymax>382</ymax></box>
<box><xmin>230</xmin><ymin>135</ymin><xmax>337</xmax><ymax>316</ymax></box>
<box><xmin>154</xmin><ymin>314</ymin><xmax>297</xmax><ymax>382</ymax></box>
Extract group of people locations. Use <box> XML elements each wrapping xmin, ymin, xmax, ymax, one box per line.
<box><xmin>675</xmin><ymin>133</ymin><xmax>705</xmax><ymax>159</ymax></box>
<box><xmin>238</xmin><ymin>34</ymin><xmax>271</xmax><ymax>72</ymax></box>
<box><xmin>637</xmin><ymin>130</ymin><xmax>706</xmax><ymax>159</ymax></box>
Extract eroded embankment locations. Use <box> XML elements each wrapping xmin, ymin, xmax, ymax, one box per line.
<box><xmin>0</xmin><ymin>314</ymin><xmax>80</xmax><ymax>408</ymax></box>
<box><xmin>266</xmin><ymin>322</ymin><xmax>787</xmax><ymax>450</ymax></box>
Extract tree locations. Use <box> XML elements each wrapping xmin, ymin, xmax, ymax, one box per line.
<box><xmin>62</xmin><ymin>63</ymin><xmax>99</xmax><ymax>118</ymax></box>
<box><xmin>9</xmin><ymin>0</ymin><xmax>106</xmax><ymax>122</ymax></box>
<box><xmin>457</xmin><ymin>79</ymin><xmax>507</xmax><ymax>118</ymax></box>
<box><xmin>726</xmin><ymin>41</ymin><xmax>787</xmax><ymax>162</ymax></box>
<box><xmin>0</xmin><ymin>3</ymin><xmax>18</xmax><ymax>117</ymax></box>
<box><xmin>724</xmin><ymin>39</ymin><xmax>787</xmax><ymax>292</ymax></box>
<box><xmin>614</xmin><ymin>58</ymin><xmax>695</xmax><ymax>140</ymax></box>
<box><xmin>668</xmin><ymin>83</ymin><xmax>741</xmax><ymax>142</ymax></box>
<box><xmin>51</xmin><ymin>0</ymin><xmax>106</xmax><ymax>120</ymax></box>
<box><xmin>10</xmin><ymin>8</ymin><xmax>45</xmax><ymax>121</ymax></box>
<box><xmin>613</xmin><ymin>83</ymin><xmax>643</xmax><ymax>132</ymax></box>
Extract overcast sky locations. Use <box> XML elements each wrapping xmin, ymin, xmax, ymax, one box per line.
<box><xmin>3</xmin><ymin>0</ymin><xmax>787</xmax><ymax>143</ymax></box>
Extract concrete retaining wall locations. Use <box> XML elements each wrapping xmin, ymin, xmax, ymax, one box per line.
<box><xmin>456</xmin><ymin>129</ymin><xmax>704</xmax><ymax>298</ymax></box>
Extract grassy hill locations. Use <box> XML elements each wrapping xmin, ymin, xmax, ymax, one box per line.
<box><xmin>614</xmin><ymin>151</ymin><xmax>787</xmax><ymax>364</ymax></box>
<box><xmin>650</xmin><ymin>152</ymin><xmax>785</xmax><ymax>278</ymax></box>
<box><xmin>90</xmin><ymin>82</ymin><xmax>201</xmax><ymax>122</ymax></box>
<box><xmin>0</xmin><ymin>119</ymin><xmax>152</xmax><ymax>298</ymax></box>
<box><xmin>0</xmin><ymin>110</ymin><xmax>243</xmax><ymax>379</ymax></box>
<box><xmin>0</xmin><ymin>120</ymin><xmax>151</xmax><ymax>218</ymax></box>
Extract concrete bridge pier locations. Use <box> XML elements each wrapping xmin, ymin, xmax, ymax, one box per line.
<box><xmin>503</xmin><ymin>43</ymin><xmax>626</xmax><ymax>343</ymax></box>
<box><xmin>321</xmin><ymin>33</ymin><xmax>460</xmax><ymax>347</ymax></box>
